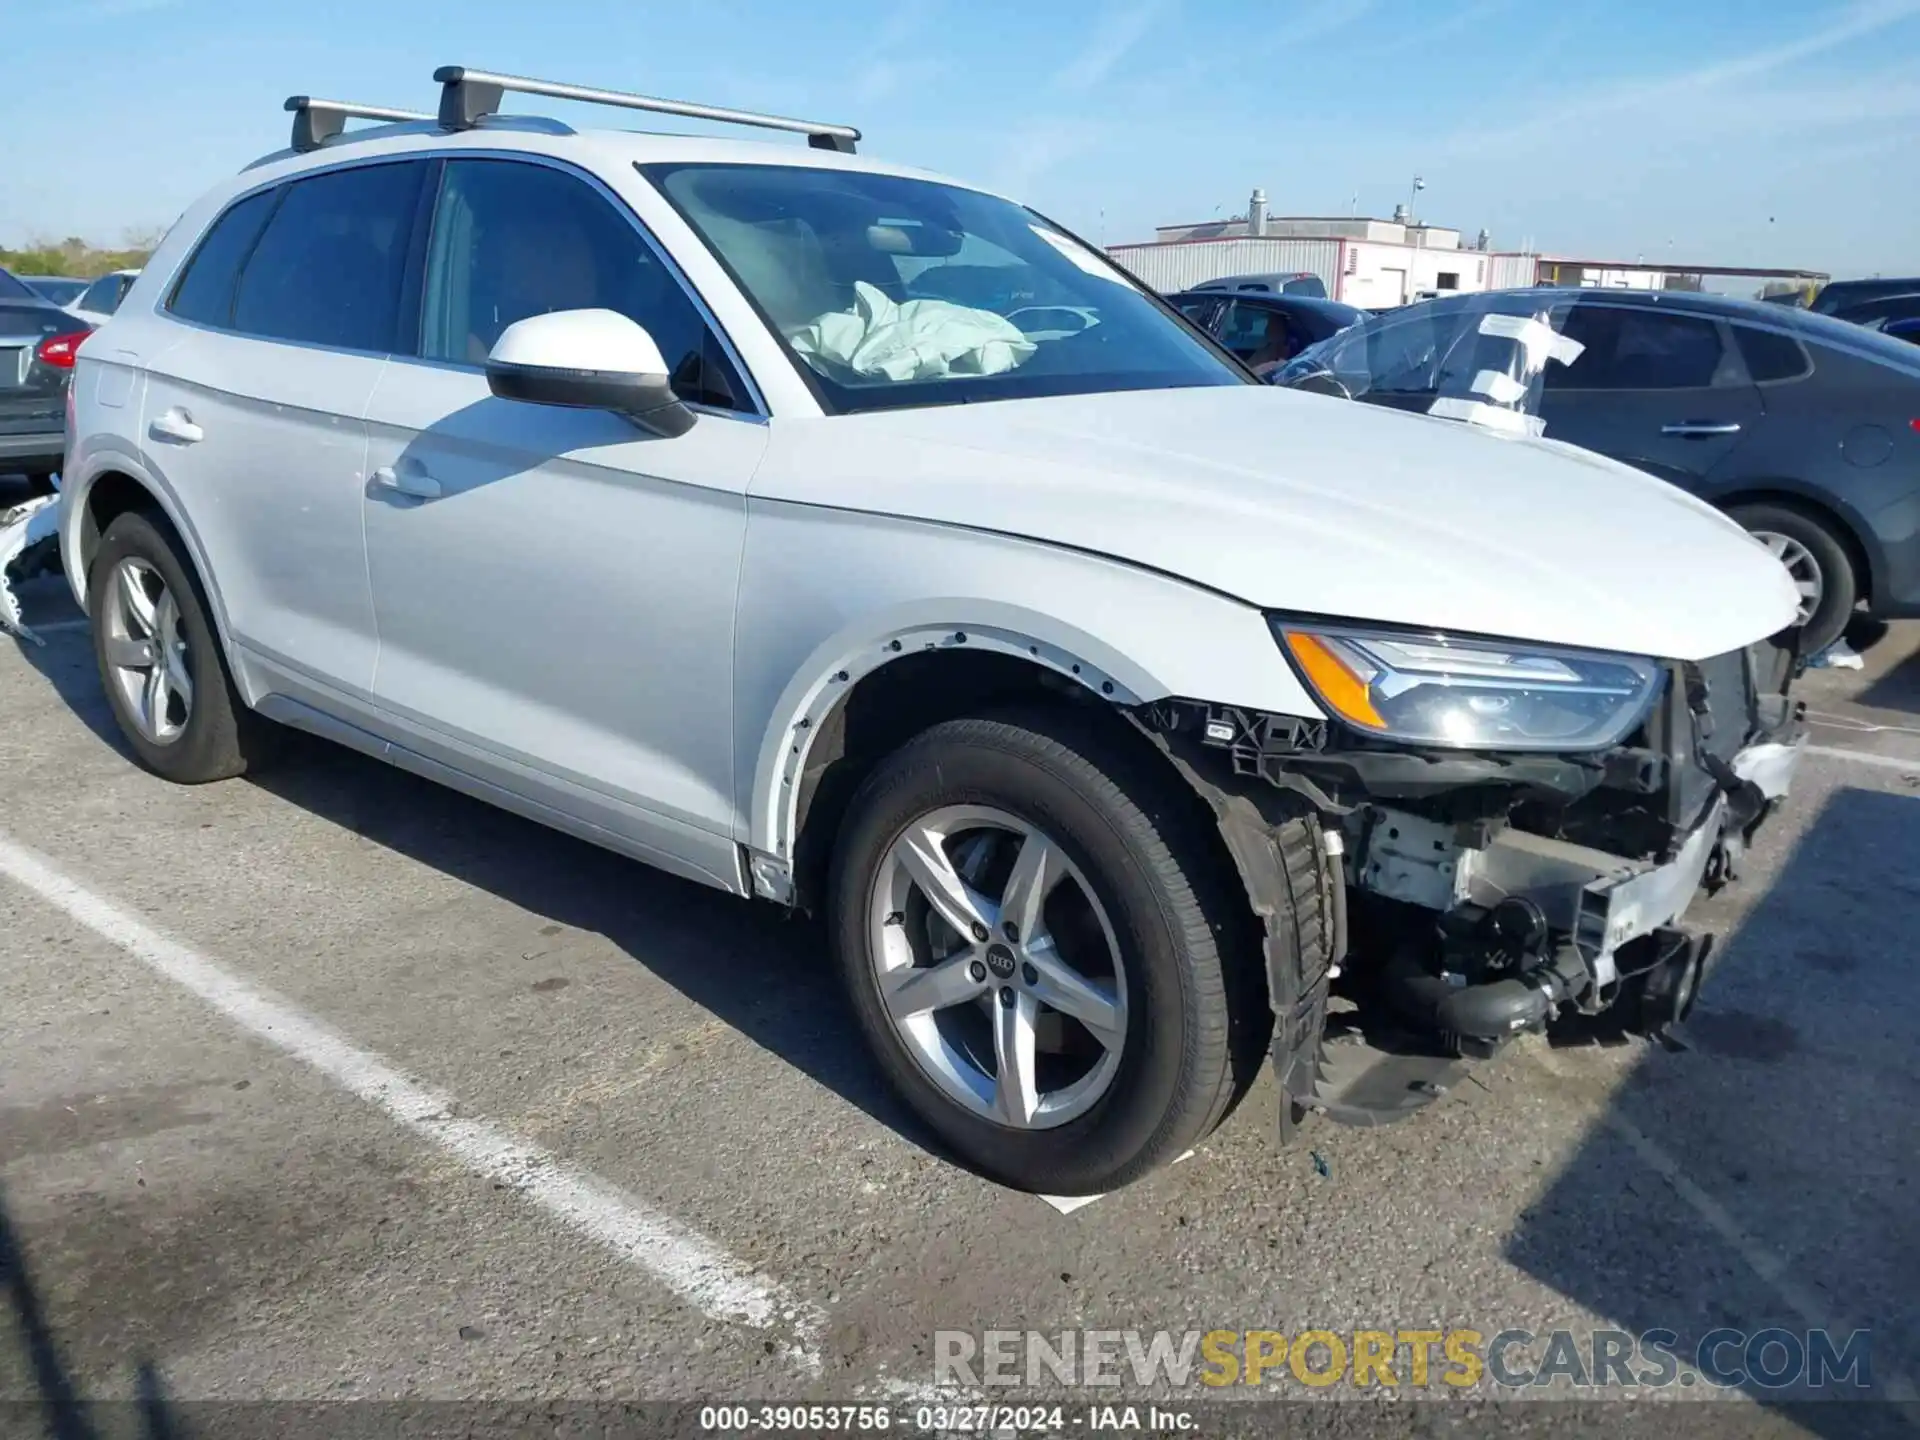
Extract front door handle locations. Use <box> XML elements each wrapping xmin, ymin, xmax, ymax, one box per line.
<box><xmin>149</xmin><ymin>408</ymin><xmax>204</xmax><ymax>444</ymax></box>
<box><xmin>370</xmin><ymin>464</ymin><xmax>442</xmax><ymax>500</ymax></box>
<box><xmin>1660</xmin><ymin>420</ymin><xmax>1743</xmax><ymax>438</ymax></box>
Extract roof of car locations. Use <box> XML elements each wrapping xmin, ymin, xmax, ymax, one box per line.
<box><xmin>243</xmin><ymin>114</ymin><xmax>984</xmax><ymax>197</ymax></box>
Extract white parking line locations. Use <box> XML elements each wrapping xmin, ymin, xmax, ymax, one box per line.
<box><xmin>1532</xmin><ymin>1047</ymin><xmax>1917</xmax><ymax>1403</ymax></box>
<box><xmin>1805</xmin><ymin>744</ymin><xmax>1920</xmax><ymax>774</ymax></box>
<box><xmin>0</xmin><ymin>833</ymin><xmax>823</xmax><ymax>1373</ymax></box>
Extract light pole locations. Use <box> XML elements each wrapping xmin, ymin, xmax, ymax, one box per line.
<box><xmin>1409</xmin><ymin>175</ymin><xmax>1425</xmax><ymax>226</ymax></box>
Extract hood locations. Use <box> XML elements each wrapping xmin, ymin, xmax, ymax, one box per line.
<box><xmin>757</xmin><ymin>384</ymin><xmax>1799</xmax><ymax>662</ymax></box>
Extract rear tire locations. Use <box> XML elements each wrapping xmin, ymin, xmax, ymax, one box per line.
<box><xmin>1726</xmin><ymin>501</ymin><xmax>1857</xmax><ymax>655</ymax></box>
<box><xmin>88</xmin><ymin>508</ymin><xmax>275</xmax><ymax>783</ymax></box>
<box><xmin>828</xmin><ymin>707</ymin><xmax>1278</xmax><ymax>1195</ymax></box>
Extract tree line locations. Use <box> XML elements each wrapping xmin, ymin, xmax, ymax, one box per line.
<box><xmin>0</xmin><ymin>231</ymin><xmax>162</xmax><ymax>278</ymax></box>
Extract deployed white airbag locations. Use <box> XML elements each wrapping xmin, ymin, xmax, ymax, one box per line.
<box><xmin>789</xmin><ymin>281</ymin><xmax>1036</xmax><ymax>383</ymax></box>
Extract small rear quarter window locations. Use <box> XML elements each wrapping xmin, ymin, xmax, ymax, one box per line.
<box><xmin>1735</xmin><ymin>324</ymin><xmax>1812</xmax><ymax>383</ymax></box>
<box><xmin>168</xmin><ymin>189</ymin><xmax>278</xmax><ymax>328</ymax></box>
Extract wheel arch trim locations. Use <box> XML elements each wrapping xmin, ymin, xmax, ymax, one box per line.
<box><xmin>745</xmin><ymin>604</ymin><xmax>1166</xmax><ymax>901</ymax></box>
<box><xmin>63</xmin><ymin>447</ymin><xmax>236</xmax><ymax>651</ymax></box>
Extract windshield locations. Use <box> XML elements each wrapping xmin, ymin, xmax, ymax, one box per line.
<box><xmin>643</xmin><ymin>162</ymin><xmax>1245</xmax><ymax>414</ymax></box>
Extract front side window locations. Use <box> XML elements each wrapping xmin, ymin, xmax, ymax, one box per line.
<box><xmin>417</xmin><ymin>159</ymin><xmax>744</xmax><ymax>410</ymax></box>
<box><xmin>1219</xmin><ymin>301</ymin><xmax>1297</xmax><ymax>367</ymax></box>
<box><xmin>232</xmin><ymin>160</ymin><xmax>426</xmax><ymax>352</ymax></box>
<box><xmin>645</xmin><ymin>162</ymin><xmax>1243</xmax><ymax>414</ymax></box>
<box><xmin>1546</xmin><ymin>305</ymin><xmax>1728</xmax><ymax>390</ymax></box>
<box><xmin>169</xmin><ymin>189</ymin><xmax>278</xmax><ymax>328</ymax></box>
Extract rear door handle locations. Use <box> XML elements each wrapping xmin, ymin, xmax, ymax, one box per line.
<box><xmin>149</xmin><ymin>408</ymin><xmax>203</xmax><ymax>444</ymax></box>
<box><xmin>1660</xmin><ymin>421</ymin><xmax>1743</xmax><ymax>438</ymax></box>
<box><xmin>370</xmin><ymin>464</ymin><xmax>442</xmax><ymax>500</ymax></box>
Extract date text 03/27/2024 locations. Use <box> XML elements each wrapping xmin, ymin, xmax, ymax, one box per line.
<box><xmin>696</xmin><ymin>1403</ymin><xmax>1193</xmax><ymax>1432</ymax></box>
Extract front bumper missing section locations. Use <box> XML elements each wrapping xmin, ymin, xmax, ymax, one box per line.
<box><xmin>1358</xmin><ymin>735</ymin><xmax>1802</xmax><ymax>988</ymax></box>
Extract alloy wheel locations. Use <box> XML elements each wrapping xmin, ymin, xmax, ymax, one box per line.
<box><xmin>102</xmin><ymin>557</ymin><xmax>193</xmax><ymax>744</ymax></box>
<box><xmin>868</xmin><ymin>805</ymin><xmax>1128</xmax><ymax>1130</ymax></box>
<box><xmin>1752</xmin><ymin>530</ymin><xmax>1823</xmax><ymax>624</ymax></box>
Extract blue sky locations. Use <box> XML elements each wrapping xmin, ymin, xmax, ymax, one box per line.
<box><xmin>3</xmin><ymin>0</ymin><xmax>1917</xmax><ymax>279</ymax></box>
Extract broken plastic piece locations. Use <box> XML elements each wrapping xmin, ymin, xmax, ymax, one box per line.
<box><xmin>0</xmin><ymin>493</ymin><xmax>61</xmax><ymax>645</ymax></box>
<box><xmin>1807</xmin><ymin>640</ymin><xmax>1864</xmax><ymax>670</ymax></box>
<box><xmin>1310</xmin><ymin>1150</ymin><xmax>1330</xmax><ymax>1177</ymax></box>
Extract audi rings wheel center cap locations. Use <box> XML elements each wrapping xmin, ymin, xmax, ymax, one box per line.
<box><xmin>984</xmin><ymin>943</ymin><xmax>1019</xmax><ymax>980</ymax></box>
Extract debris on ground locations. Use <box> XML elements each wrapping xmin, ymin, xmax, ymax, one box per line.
<box><xmin>0</xmin><ymin>493</ymin><xmax>62</xmax><ymax>644</ymax></box>
<box><xmin>1808</xmin><ymin>640</ymin><xmax>1865</xmax><ymax>670</ymax></box>
<box><xmin>1311</xmin><ymin>1150</ymin><xmax>1330</xmax><ymax>1178</ymax></box>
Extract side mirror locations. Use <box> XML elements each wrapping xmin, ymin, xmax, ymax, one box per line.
<box><xmin>485</xmin><ymin>309</ymin><xmax>696</xmax><ymax>438</ymax></box>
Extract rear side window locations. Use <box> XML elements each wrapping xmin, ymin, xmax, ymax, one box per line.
<box><xmin>1547</xmin><ymin>305</ymin><xmax>1727</xmax><ymax>390</ymax></box>
<box><xmin>1734</xmin><ymin>324</ymin><xmax>1812</xmax><ymax>383</ymax></box>
<box><xmin>232</xmin><ymin>161</ymin><xmax>426</xmax><ymax>352</ymax></box>
<box><xmin>169</xmin><ymin>190</ymin><xmax>278</xmax><ymax>327</ymax></box>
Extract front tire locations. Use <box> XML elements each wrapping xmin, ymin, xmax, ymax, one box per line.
<box><xmin>88</xmin><ymin>508</ymin><xmax>273</xmax><ymax>783</ymax></box>
<box><xmin>828</xmin><ymin>709</ymin><xmax>1268</xmax><ymax>1195</ymax></box>
<box><xmin>1727</xmin><ymin>501</ymin><xmax>1857</xmax><ymax>655</ymax></box>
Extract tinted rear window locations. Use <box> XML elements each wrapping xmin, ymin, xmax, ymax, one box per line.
<box><xmin>1547</xmin><ymin>305</ymin><xmax>1727</xmax><ymax>390</ymax></box>
<box><xmin>0</xmin><ymin>269</ymin><xmax>35</xmax><ymax>301</ymax></box>
<box><xmin>231</xmin><ymin>161</ymin><xmax>425</xmax><ymax>351</ymax></box>
<box><xmin>1734</xmin><ymin>324</ymin><xmax>1812</xmax><ymax>383</ymax></box>
<box><xmin>169</xmin><ymin>190</ymin><xmax>279</xmax><ymax>327</ymax></box>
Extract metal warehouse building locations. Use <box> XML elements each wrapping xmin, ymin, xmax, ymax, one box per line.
<box><xmin>1108</xmin><ymin>193</ymin><xmax>1534</xmax><ymax>306</ymax></box>
<box><xmin>1107</xmin><ymin>189</ymin><xmax>1822</xmax><ymax>307</ymax></box>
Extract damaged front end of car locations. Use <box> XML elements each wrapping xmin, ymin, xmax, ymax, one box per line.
<box><xmin>1138</xmin><ymin>616</ymin><xmax>1805</xmax><ymax>1133</ymax></box>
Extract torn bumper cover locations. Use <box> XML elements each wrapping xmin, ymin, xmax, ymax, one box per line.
<box><xmin>1142</xmin><ymin>634</ymin><xmax>1804</xmax><ymax>1129</ymax></box>
<box><xmin>0</xmin><ymin>492</ymin><xmax>61</xmax><ymax>644</ymax></box>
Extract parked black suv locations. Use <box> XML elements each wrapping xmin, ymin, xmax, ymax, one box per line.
<box><xmin>1274</xmin><ymin>288</ymin><xmax>1920</xmax><ymax>652</ymax></box>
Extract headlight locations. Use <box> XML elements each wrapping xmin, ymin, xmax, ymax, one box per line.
<box><xmin>1274</xmin><ymin>622</ymin><xmax>1662</xmax><ymax>751</ymax></box>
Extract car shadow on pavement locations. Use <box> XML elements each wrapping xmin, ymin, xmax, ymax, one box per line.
<box><xmin>1</xmin><ymin>613</ymin><xmax>1002</xmax><ymax>1183</ymax></box>
<box><xmin>244</xmin><ymin>731</ymin><xmax>941</xmax><ymax>1156</ymax></box>
<box><xmin>0</xmin><ymin>1181</ymin><xmax>182</xmax><ymax>1440</ymax></box>
<box><xmin>1505</xmin><ymin>785</ymin><xmax>1920</xmax><ymax>1437</ymax></box>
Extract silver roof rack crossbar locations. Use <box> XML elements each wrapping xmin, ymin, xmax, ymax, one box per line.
<box><xmin>286</xmin><ymin>96</ymin><xmax>434</xmax><ymax>152</ymax></box>
<box><xmin>432</xmin><ymin>66</ymin><xmax>860</xmax><ymax>152</ymax></box>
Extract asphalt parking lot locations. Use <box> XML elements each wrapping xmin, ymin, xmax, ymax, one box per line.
<box><xmin>3</xmin><ymin>476</ymin><xmax>1918</xmax><ymax>1437</ymax></box>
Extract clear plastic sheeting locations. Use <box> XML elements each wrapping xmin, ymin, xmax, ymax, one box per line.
<box><xmin>788</xmin><ymin>280</ymin><xmax>1037</xmax><ymax>383</ymax></box>
<box><xmin>1273</xmin><ymin>291</ymin><xmax>1590</xmax><ymax>438</ymax></box>
<box><xmin>0</xmin><ymin>493</ymin><xmax>61</xmax><ymax>644</ymax></box>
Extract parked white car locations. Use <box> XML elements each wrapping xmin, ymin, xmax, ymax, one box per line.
<box><xmin>66</xmin><ymin>268</ymin><xmax>141</xmax><ymax>326</ymax></box>
<box><xmin>59</xmin><ymin>73</ymin><xmax>1806</xmax><ymax>1194</ymax></box>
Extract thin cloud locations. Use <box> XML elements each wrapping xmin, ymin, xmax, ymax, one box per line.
<box><xmin>72</xmin><ymin>0</ymin><xmax>181</xmax><ymax>15</ymax></box>
<box><xmin>1054</xmin><ymin>0</ymin><xmax>1167</xmax><ymax>92</ymax></box>
<box><xmin>1441</xmin><ymin>0</ymin><xmax>1920</xmax><ymax>150</ymax></box>
<box><xmin>1368</xmin><ymin>0</ymin><xmax>1513</xmax><ymax>58</ymax></box>
<box><xmin>1263</xmin><ymin>0</ymin><xmax>1379</xmax><ymax>49</ymax></box>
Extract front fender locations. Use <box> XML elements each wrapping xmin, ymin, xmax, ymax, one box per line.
<box><xmin>734</xmin><ymin>499</ymin><xmax>1322</xmax><ymax>888</ymax></box>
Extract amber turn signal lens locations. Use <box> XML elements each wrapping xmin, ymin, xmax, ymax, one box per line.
<box><xmin>1282</xmin><ymin>631</ymin><xmax>1388</xmax><ymax>730</ymax></box>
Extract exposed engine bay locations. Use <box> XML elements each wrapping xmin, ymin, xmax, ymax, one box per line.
<box><xmin>1140</xmin><ymin>629</ymin><xmax>1805</xmax><ymax>1129</ymax></box>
